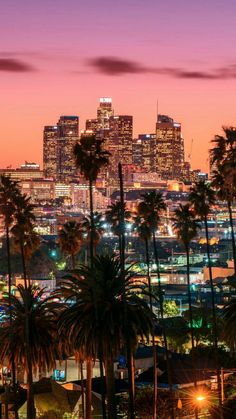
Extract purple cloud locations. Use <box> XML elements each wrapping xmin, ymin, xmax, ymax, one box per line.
<box><xmin>88</xmin><ymin>56</ymin><xmax>236</xmax><ymax>80</ymax></box>
<box><xmin>0</xmin><ymin>58</ymin><xmax>35</xmax><ymax>72</ymax></box>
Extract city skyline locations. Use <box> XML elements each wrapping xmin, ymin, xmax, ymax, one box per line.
<box><xmin>1</xmin><ymin>0</ymin><xmax>236</xmax><ymax>171</ymax></box>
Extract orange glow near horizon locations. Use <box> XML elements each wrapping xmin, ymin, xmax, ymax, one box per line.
<box><xmin>1</xmin><ymin>1</ymin><xmax>236</xmax><ymax>173</ymax></box>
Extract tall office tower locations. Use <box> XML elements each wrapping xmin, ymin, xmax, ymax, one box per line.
<box><xmin>108</xmin><ymin>115</ymin><xmax>133</xmax><ymax>176</ymax></box>
<box><xmin>57</xmin><ymin>116</ymin><xmax>79</xmax><ymax>180</ymax></box>
<box><xmin>43</xmin><ymin>116</ymin><xmax>79</xmax><ymax>180</ymax></box>
<box><xmin>132</xmin><ymin>138</ymin><xmax>143</xmax><ymax>167</ymax></box>
<box><xmin>43</xmin><ymin>125</ymin><xmax>58</xmax><ymax>178</ymax></box>
<box><xmin>156</xmin><ymin>115</ymin><xmax>184</xmax><ymax>180</ymax></box>
<box><xmin>97</xmin><ymin>97</ymin><xmax>114</xmax><ymax>129</ymax></box>
<box><xmin>138</xmin><ymin>134</ymin><xmax>156</xmax><ymax>172</ymax></box>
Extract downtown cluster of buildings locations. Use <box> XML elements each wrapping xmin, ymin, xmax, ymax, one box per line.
<box><xmin>43</xmin><ymin>97</ymin><xmax>200</xmax><ymax>185</ymax></box>
<box><xmin>0</xmin><ymin>98</ymin><xmax>212</xmax><ymax>237</ymax></box>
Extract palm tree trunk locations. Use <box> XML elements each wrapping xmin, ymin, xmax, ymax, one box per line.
<box><xmin>86</xmin><ymin>359</ymin><xmax>92</xmax><ymax>419</ymax></box>
<box><xmin>145</xmin><ymin>237</ymin><xmax>157</xmax><ymax>419</ymax></box>
<box><xmin>227</xmin><ymin>200</ymin><xmax>236</xmax><ymax>275</ymax></box>
<box><xmin>204</xmin><ymin>216</ymin><xmax>222</xmax><ymax>413</ymax></box>
<box><xmin>152</xmin><ymin>232</ymin><xmax>174</xmax><ymax>419</ymax></box>
<box><xmin>80</xmin><ymin>362</ymin><xmax>85</xmax><ymax>419</ymax></box>
<box><xmin>19</xmin><ymin>236</ymin><xmax>35</xmax><ymax>418</ymax></box>
<box><xmin>87</xmin><ymin>178</ymin><xmax>96</xmax><ymax>419</ymax></box>
<box><xmin>105</xmin><ymin>358</ymin><xmax>117</xmax><ymax>419</ymax></box>
<box><xmin>118</xmin><ymin>162</ymin><xmax>135</xmax><ymax>419</ymax></box>
<box><xmin>186</xmin><ymin>248</ymin><xmax>199</xmax><ymax>419</ymax></box>
<box><xmin>89</xmin><ymin>178</ymin><xmax>94</xmax><ymax>266</ymax></box>
<box><xmin>6</xmin><ymin>225</ymin><xmax>18</xmax><ymax>419</ymax></box>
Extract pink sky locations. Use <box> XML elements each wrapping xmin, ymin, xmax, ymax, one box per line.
<box><xmin>1</xmin><ymin>0</ymin><xmax>236</xmax><ymax>172</ymax></box>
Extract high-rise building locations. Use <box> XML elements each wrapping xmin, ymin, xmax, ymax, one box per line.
<box><xmin>43</xmin><ymin>116</ymin><xmax>79</xmax><ymax>180</ymax></box>
<box><xmin>108</xmin><ymin>115</ymin><xmax>133</xmax><ymax>175</ymax></box>
<box><xmin>156</xmin><ymin>115</ymin><xmax>184</xmax><ymax>180</ymax></box>
<box><xmin>43</xmin><ymin>125</ymin><xmax>58</xmax><ymax>178</ymax></box>
<box><xmin>57</xmin><ymin>116</ymin><xmax>79</xmax><ymax>180</ymax></box>
<box><xmin>97</xmin><ymin>97</ymin><xmax>114</xmax><ymax>129</ymax></box>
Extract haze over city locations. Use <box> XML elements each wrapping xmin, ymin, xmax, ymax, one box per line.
<box><xmin>1</xmin><ymin>0</ymin><xmax>236</xmax><ymax>171</ymax></box>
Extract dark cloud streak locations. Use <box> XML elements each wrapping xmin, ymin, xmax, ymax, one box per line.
<box><xmin>0</xmin><ymin>58</ymin><xmax>35</xmax><ymax>72</ymax></box>
<box><xmin>88</xmin><ymin>56</ymin><xmax>236</xmax><ymax>80</ymax></box>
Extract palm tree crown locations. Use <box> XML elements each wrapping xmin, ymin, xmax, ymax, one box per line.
<box><xmin>57</xmin><ymin>255</ymin><xmax>154</xmax><ymax>360</ymax></box>
<box><xmin>172</xmin><ymin>204</ymin><xmax>200</xmax><ymax>251</ymax></box>
<box><xmin>138</xmin><ymin>190</ymin><xmax>167</xmax><ymax>233</ymax></box>
<box><xmin>80</xmin><ymin>212</ymin><xmax>105</xmax><ymax>248</ymax></box>
<box><xmin>189</xmin><ymin>180</ymin><xmax>215</xmax><ymax>219</ymax></box>
<box><xmin>74</xmin><ymin>136</ymin><xmax>110</xmax><ymax>183</ymax></box>
<box><xmin>0</xmin><ymin>285</ymin><xmax>61</xmax><ymax>374</ymax></box>
<box><xmin>58</xmin><ymin>220</ymin><xmax>82</xmax><ymax>268</ymax></box>
<box><xmin>106</xmin><ymin>201</ymin><xmax>131</xmax><ymax>236</ymax></box>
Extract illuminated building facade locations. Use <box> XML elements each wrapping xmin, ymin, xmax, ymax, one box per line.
<box><xmin>108</xmin><ymin>115</ymin><xmax>133</xmax><ymax>176</ymax></box>
<box><xmin>133</xmin><ymin>134</ymin><xmax>156</xmax><ymax>172</ymax></box>
<box><xmin>43</xmin><ymin>116</ymin><xmax>79</xmax><ymax>180</ymax></box>
<box><xmin>156</xmin><ymin>115</ymin><xmax>184</xmax><ymax>180</ymax></box>
<box><xmin>43</xmin><ymin>126</ymin><xmax>58</xmax><ymax>178</ymax></box>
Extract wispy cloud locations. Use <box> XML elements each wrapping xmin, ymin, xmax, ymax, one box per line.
<box><xmin>0</xmin><ymin>58</ymin><xmax>35</xmax><ymax>72</ymax></box>
<box><xmin>88</xmin><ymin>56</ymin><xmax>236</xmax><ymax>79</ymax></box>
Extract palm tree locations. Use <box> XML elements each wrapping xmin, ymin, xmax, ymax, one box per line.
<box><xmin>80</xmin><ymin>211</ymin><xmax>105</xmax><ymax>254</ymax></box>
<box><xmin>133</xmin><ymin>212</ymin><xmax>158</xmax><ymax>418</ymax></box>
<box><xmin>106</xmin><ymin>201</ymin><xmax>131</xmax><ymax>255</ymax></box>
<box><xmin>57</xmin><ymin>255</ymin><xmax>154</xmax><ymax>419</ymax></box>
<box><xmin>11</xmin><ymin>194</ymin><xmax>39</xmax><ymax>287</ymax></box>
<box><xmin>58</xmin><ymin>219</ymin><xmax>84</xmax><ymax>416</ymax></box>
<box><xmin>0</xmin><ymin>285</ymin><xmax>61</xmax><ymax>419</ymax></box>
<box><xmin>74</xmin><ymin>136</ymin><xmax>110</xmax><ymax>264</ymax></box>
<box><xmin>189</xmin><ymin>181</ymin><xmax>222</xmax><ymax>408</ymax></box>
<box><xmin>210</xmin><ymin>128</ymin><xmax>236</xmax><ymax>274</ymax></box>
<box><xmin>173</xmin><ymin>204</ymin><xmax>200</xmax><ymax>368</ymax></box>
<box><xmin>74</xmin><ymin>136</ymin><xmax>110</xmax><ymax>419</ymax></box>
<box><xmin>0</xmin><ymin>175</ymin><xmax>20</xmax><ymax>418</ymax></box>
<box><xmin>58</xmin><ymin>220</ymin><xmax>82</xmax><ymax>269</ymax></box>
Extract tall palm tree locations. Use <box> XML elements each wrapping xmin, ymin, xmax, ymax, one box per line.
<box><xmin>58</xmin><ymin>220</ymin><xmax>82</xmax><ymax>269</ymax></box>
<box><xmin>11</xmin><ymin>194</ymin><xmax>38</xmax><ymax>287</ymax></box>
<box><xmin>210</xmin><ymin>128</ymin><xmax>236</xmax><ymax>274</ymax></box>
<box><xmin>138</xmin><ymin>191</ymin><xmax>175</xmax><ymax>418</ymax></box>
<box><xmin>74</xmin><ymin>136</ymin><xmax>110</xmax><ymax>264</ymax></box>
<box><xmin>58</xmin><ymin>219</ymin><xmax>84</xmax><ymax>417</ymax></box>
<box><xmin>133</xmin><ymin>212</ymin><xmax>158</xmax><ymax>418</ymax></box>
<box><xmin>74</xmin><ymin>136</ymin><xmax>110</xmax><ymax>419</ymax></box>
<box><xmin>189</xmin><ymin>181</ymin><xmax>222</xmax><ymax>408</ymax></box>
<box><xmin>0</xmin><ymin>175</ymin><xmax>20</xmax><ymax>418</ymax></box>
<box><xmin>0</xmin><ymin>285</ymin><xmax>61</xmax><ymax>419</ymax></box>
<box><xmin>57</xmin><ymin>255</ymin><xmax>154</xmax><ymax>419</ymax></box>
<box><xmin>173</xmin><ymin>204</ymin><xmax>200</xmax><ymax>385</ymax></box>
<box><xmin>106</xmin><ymin>201</ymin><xmax>131</xmax><ymax>255</ymax></box>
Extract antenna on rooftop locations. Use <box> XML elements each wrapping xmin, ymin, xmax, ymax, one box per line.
<box><xmin>156</xmin><ymin>99</ymin><xmax>159</xmax><ymax>122</ymax></box>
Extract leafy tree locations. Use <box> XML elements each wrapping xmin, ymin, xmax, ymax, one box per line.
<box><xmin>163</xmin><ymin>301</ymin><xmax>179</xmax><ymax>318</ymax></box>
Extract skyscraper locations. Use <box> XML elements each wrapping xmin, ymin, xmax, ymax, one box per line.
<box><xmin>43</xmin><ymin>116</ymin><xmax>79</xmax><ymax>180</ymax></box>
<box><xmin>156</xmin><ymin>115</ymin><xmax>184</xmax><ymax>180</ymax></box>
<box><xmin>135</xmin><ymin>134</ymin><xmax>156</xmax><ymax>172</ymax></box>
<box><xmin>43</xmin><ymin>125</ymin><xmax>58</xmax><ymax>178</ymax></box>
<box><xmin>97</xmin><ymin>97</ymin><xmax>114</xmax><ymax>129</ymax></box>
<box><xmin>108</xmin><ymin>115</ymin><xmax>133</xmax><ymax>176</ymax></box>
<box><xmin>57</xmin><ymin>116</ymin><xmax>79</xmax><ymax>180</ymax></box>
